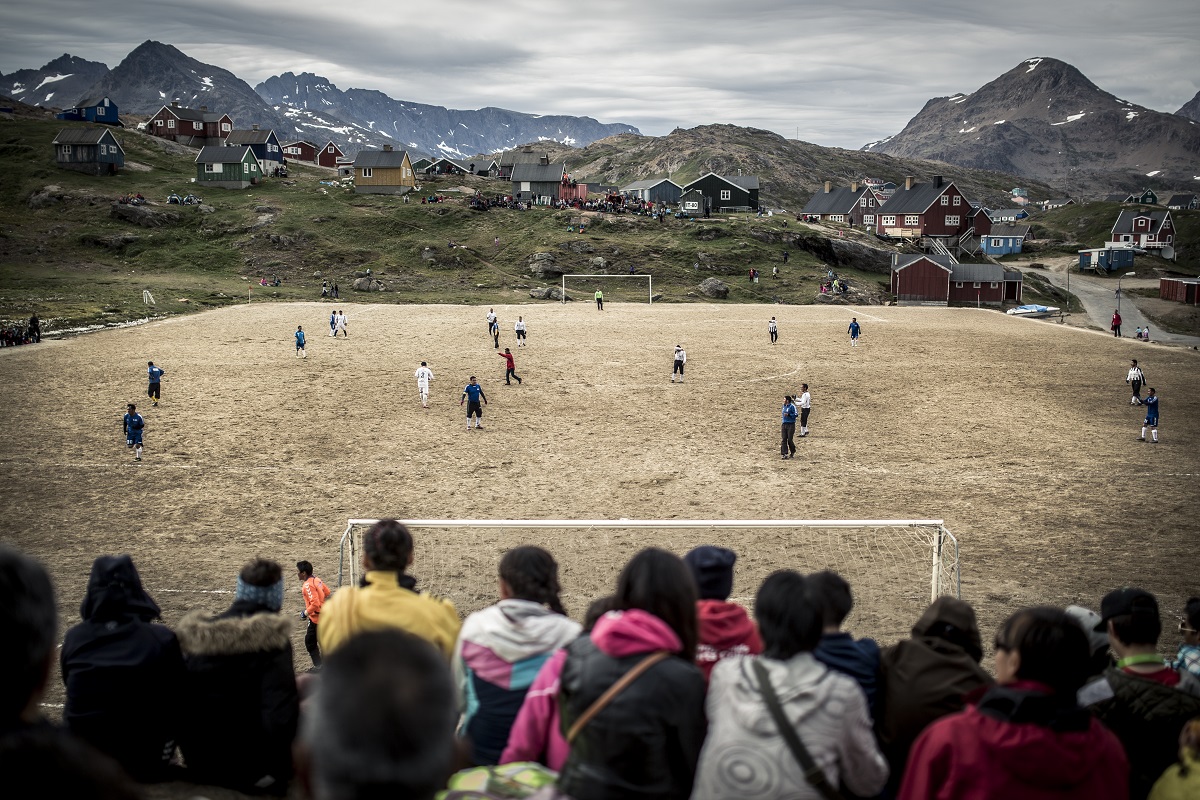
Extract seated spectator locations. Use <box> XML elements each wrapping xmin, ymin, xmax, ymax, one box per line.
<box><xmin>61</xmin><ymin>555</ymin><xmax>185</xmax><ymax>781</ymax></box>
<box><xmin>1079</xmin><ymin>588</ymin><xmax>1200</xmax><ymax>800</ymax></box>
<box><xmin>875</xmin><ymin>596</ymin><xmax>992</xmax><ymax>795</ymax></box>
<box><xmin>557</xmin><ymin>548</ymin><xmax>707</xmax><ymax>800</ymax></box>
<box><xmin>900</xmin><ymin>606</ymin><xmax>1128</xmax><ymax>799</ymax></box>
<box><xmin>1064</xmin><ymin>604</ymin><xmax>1114</xmax><ymax>679</ymax></box>
<box><xmin>297</xmin><ymin>630</ymin><xmax>459</xmax><ymax>800</ymax></box>
<box><xmin>808</xmin><ymin>570</ymin><xmax>880</xmax><ymax>713</ymax></box>
<box><xmin>318</xmin><ymin>519</ymin><xmax>461</xmax><ymax>660</ymax></box>
<box><xmin>500</xmin><ymin>595</ymin><xmax>617</xmax><ymax>771</ymax></box>
<box><xmin>453</xmin><ymin>546</ymin><xmax>581</xmax><ymax>766</ymax></box>
<box><xmin>684</xmin><ymin>545</ymin><xmax>762</xmax><ymax>681</ymax></box>
<box><xmin>1173</xmin><ymin>597</ymin><xmax>1200</xmax><ymax>680</ymax></box>
<box><xmin>175</xmin><ymin>558</ymin><xmax>299</xmax><ymax>795</ymax></box>
<box><xmin>1149</xmin><ymin>717</ymin><xmax>1200</xmax><ymax>800</ymax></box>
<box><xmin>0</xmin><ymin>722</ymin><xmax>145</xmax><ymax>800</ymax></box>
<box><xmin>693</xmin><ymin>570</ymin><xmax>888</xmax><ymax>800</ymax></box>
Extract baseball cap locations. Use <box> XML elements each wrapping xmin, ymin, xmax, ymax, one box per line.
<box><xmin>1094</xmin><ymin>587</ymin><xmax>1158</xmax><ymax>631</ymax></box>
<box><xmin>1065</xmin><ymin>605</ymin><xmax>1111</xmax><ymax>655</ymax></box>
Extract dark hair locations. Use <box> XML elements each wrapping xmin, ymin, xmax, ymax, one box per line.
<box><xmin>1109</xmin><ymin>596</ymin><xmax>1163</xmax><ymax>647</ymax></box>
<box><xmin>499</xmin><ymin>546</ymin><xmax>566</xmax><ymax>615</ymax></box>
<box><xmin>583</xmin><ymin>595</ymin><xmax>618</xmax><ymax>633</ymax></box>
<box><xmin>997</xmin><ymin>606</ymin><xmax>1090</xmax><ymax>696</ymax></box>
<box><xmin>306</xmin><ymin>630</ymin><xmax>457</xmax><ymax>800</ymax></box>
<box><xmin>614</xmin><ymin>548</ymin><xmax>698</xmax><ymax>661</ymax></box>
<box><xmin>363</xmin><ymin>520</ymin><xmax>414</xmax><ymax>573</ymax></box>
<box><xmin>240</xmin><ymin>558</ymin><xmax>282</xmax><ymax>588</ymax></box>
<box><xmin>0</xmin><ymin>725</ymin><xmax>144</xmax><ymax>800</ymax></box>
<box><xmin>1186</xmin><ymin>597</ymin><xmax>1200</xmax><ymax>632</ymax></box>
<box><xmin>296</xmin><ymin>560</ymin><xmax>313</xmax><ymax>578</ymax></box>
<box><xmin>806</xmin><ymin>570</ymin><xmax>853</xmax><ymax>628</ymax></box>
<box><xmin>755</xmin><ymin>570</ymin><xmax>822</xmax><ymax>659</ymax></box>
<box><xmin>0</xmin><ymin>546</ymin><xmax>57</xmax><ymax>723</ymax></box>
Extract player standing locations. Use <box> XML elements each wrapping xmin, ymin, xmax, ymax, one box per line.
<box><xmin>486</xmin><ymin>308</ymin><xmax>497</xmax><ymax>336</ymax></box>
<box><xmin>1126</xmin><ymin>360</ymin><xmax>1145</xmax><ymax>405</ymax></box>
<box><xmin>514</xmin><ymin>316</ymin><xmax>527</xmax><ymax>347</ymax></box>
<box><xmin>768</xmin><ymin>317</ymin><xmax>778</xmax><ymax>345</ymax></box>
<box><xmin>595</xmin><ymin>289</ymin><xmax>604</xmax><ymax>311</ymax></box>
<box><xmin>295</xmin><ymin>325</ymin><xmax>307</xmax><ymax>358</ymax></box>
<box><xmin>460</xmin><ymin>376</ymin><xmax>488</xmax><ymax>430</ymax></box>
<box><xmin>1138</xmin><ymin>389</ymin><xmax>1159</xmax><ymax>443</ymax></box>
<box><xmin>329</xmin><ymin>310</ymin><xmax>337</xmax><ymax>337</ymax></box>
<box><xmin>146</xmin><ymin>361</ymin><xmax>165</xmax><ymax>406</ymax></box>
<box><xmin>798</xmin><ymin>384</ymin><xmax>812</xmax><ymax>437</ymax></box>
<box><xmin>498</xmin><ymin>348</ymin><xmax>522</xmax><ymax>385</ymax></box>
<box><xmin>123</xmin><ymin>403</ymin><xmax>144</xmax><ymax>462</ymax></box>
<box><xmin>335</xmin><ymin>310</ymin><xmax>348</xmax><ymax>337</ymax></box>
<box><xmin>490</xmin><ymin>316</ymin><xmax>500</xmax><ymax>349</ymax></box>
<box><xmin>848</xmin><ymin>317</ymin><xmax>861</xmax><ymax>347</ymax></box>
<box><xmin>415</xmin><ymin>361</ymin><xmax>434</xmax><ymax>409</ymax></box>
<box><xmin>671</xmin><ymin>345</ymin><xmax>686</xmax><ymax>383</ymax></box>
<box><xmin>780</xmin><ymin>395</ymin><xmax>798</xmax><ymax>460</ymax></box>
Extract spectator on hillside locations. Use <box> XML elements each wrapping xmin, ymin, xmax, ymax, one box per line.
<box><xmin>875</xmin><ymin>596</ymin><xmax>992</xmax><ymax>795</ymax></box>
<box><xmin>1149</xmin><ymin>717</ymin><xmax>1200</xmax><ymax>800</ymax></box>
<box><xmin>61</xmin><ymin>555</ymin><xmax>184</xmax><ymax>782</ymax></box>
<box><xmin>453</xmin><ymin>546</ymin><xmax>581</xmax><ymax>766</ymax></box>
<box><xmin>1079</xmin><ymin>588</ymin><xmax>1200</xmax><ymax>800</ymax></box>
<box><xmin>900</xmin><ymin>606</ymin><xmax>1128</xmax><ymax>800</ymax></box>
<box><xmin>692</xmin><ymin>570</ymin><xmax>888</xmax><ymax>800</ymax></box>
<box><xmin>318</xmin><ymin>519</ymin><xmax>461</xmax><ymax>660</ymax></box>
<box><xmin>556</xmin><ymin>548</ymin><xmax>707</xmax><ymax>800</ymax></box>
<box><xmin>1174</xmin><ymin>597</ymin><xmax>1200</xmax><ymax>680</ymax></box>
<box><xmin>297</xmin><ymin>631</ymin><xmax>459</xmax><ymax>800</ymax></box>
<box><xmin>683</xmin><ymin>545</ymin><xmax>762</xmax><ymax>681</ymax></box>
<box><xmin>807</xmin><ymin>570</ymin><xmax>880</xmax><ymax>714</ymax></box>
<box><xmin>175</xmin><ymin>558</ymin><xmax>299</xmax><ymax>795</ymax></box>
<box><xmin>500</xmin><ymin>596</ymin><xmax>617</xmax><ymax>771</ymax></box>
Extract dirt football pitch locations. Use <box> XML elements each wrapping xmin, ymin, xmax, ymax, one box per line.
<box><xmin>2</xmin><ymin>301</ymin><xmax>1197</xmax><ymax>738</ymax></box>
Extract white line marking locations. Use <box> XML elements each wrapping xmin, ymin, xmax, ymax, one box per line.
<box><xmin>153</xmin><ymin>588</ymin><xmax>232</xmax><ymax>594</ymax></box>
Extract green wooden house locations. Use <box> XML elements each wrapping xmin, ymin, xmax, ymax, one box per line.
<box><xmin>194</xmin><ymin>145</ymin><xmax>260</xmax><ymax>189</ymax></box>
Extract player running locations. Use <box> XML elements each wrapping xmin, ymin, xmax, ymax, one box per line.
<box><xmin>498</xmin><ymin>348</ymin><xmax>522</xmax><ymax>385</ymax></box>
<box><xmin>460</xmin><ymin>376</ymin><xmax>488</xmax><ymax>430</ymax></box>
<box><xmin>147</xmin><ymin>361</ymin><xmax>165</xmax><ymax>406</ymax></box>
<box><xmin>123</xmin><ymin>403</ymin><xmax>145</xmax><ymax>462</ymax></box>
<box><xmin>415</xmin><ymin>362</ymin><xmax>434</xmax><ymax>409</ymax></box>
<box><xmin>848</xmin><ymin>317</ymin><xmax>861</xmax><ymax>347</ymax></box>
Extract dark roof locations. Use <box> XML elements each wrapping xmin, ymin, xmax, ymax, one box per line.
<box><xmin>282</xmin><ymin>140</ymin><xmax>315</xmax><ymax>148</ymax></box>
<box><xmin>800</xmin><ymin>186</ymin><xmax>868</xmax><ymax>216</ymax></box>
<box><xmin>52</xmin><ymin>127</ymin><xmax>118</xmax><ymax>146</ymax></box>
<box><xmin>894</xmin><ymin>254</ymin><xmax>954</xmax><ymax>272</ymax></box>
<box><xmin>498</xmin><ymin>147</ymin><xmax>548</xmax><ymax>167</ymax></box>
<box><xmin>620</xmin><ymin>177</ymin><xmax>682</xmax><ymax>192</ymax></box>
<box><xmin>726</xmin><ymin>175</ymin><xmax>759</xmax><ymax>190</ymax></box>
<box><xmin>511</xmin><ymin>162</ymin><xmax>566</xmax><ymax>182</ymax></box>
<box><xmin>159</xmin><ymin>104</ymin><xmax>229</xmax><ymax>123</ymax></box>
<box><xmin>951</xmin><ymin>262</ymin><xmax>1005</xmax><ymax>282</ymax></box>
<box><xmin>74</xmin><ymin>96</ymin><xmax>111</xmax><ymax>108</ymax></box>
<box><xmin>1046</xmin><ymin>198</ymin><xmax>1074</xmax><ymax>206</ymax></box>
<box><xmin>1003</xmin><ymin>270</ymin><xmax>1023</xmax><ymax>281</ymax></box>
<box><xmin>877</xmin><ymin>181</ymin><xmax>954</xmax><ymax>215</ymax></box>
<box><xmin>1111</xmin><ymin>209</ymin><xmax>1171</xmax><ymax>235</ymax></box>
<box><xmin>1166</xmin><ymin>194</ymin><xmax>1196</xmax><ymax>206</ymax></box>
<box><xmin>195</xmin><ymin>145</ymin><xmax>253</xmax><ymax>164</ymax></box>
<box><xmin>225</xmin><ymin>129</ymin><xmax>277</xmax><ymax>145</ymax></box>
<box><xmin>353</xmin><ymin>149</ymin><xmax>411</xmax><ymax>168</ymax></box>
<box><xmin>1105</xmin><ymin>193</ymin><xmax>1131</xmax><ymax>203</ymax></box>
<box><xmin>988</xmin><ymin>223</ymin><xmax>1031</xmax><ymax>239</ymax></box>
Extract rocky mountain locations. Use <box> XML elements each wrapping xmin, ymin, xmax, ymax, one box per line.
<box><xmin>254</xmin><ymin>72</ymin><xmax>639</xmax><ymax>157</ymax></box>
<box><xmin>1177</xmin><ymin>90</ymin><xmax>1200</xmax><ymax>122</ymax></box>
<box><xmin>80</xmin><ymin>40</ymin><xmax>292</xmax><ymax>132</ymax></box>
<box><xmin>862</xmin><ymin>57</ymin><xmax>1200</xmax><ymax>195</ymax></box>
<box><xmin>0</xmin><ymin>54</ymin><xmax>111</xmax><ymax>108</ymax></box>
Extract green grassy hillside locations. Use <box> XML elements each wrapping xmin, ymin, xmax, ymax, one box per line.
<box><xmin>1028</xmin><ymin>202</ymin><xmax>1199</xmax><ymax>273</ymax></box>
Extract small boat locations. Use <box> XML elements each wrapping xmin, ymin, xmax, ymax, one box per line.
<box><xmin>1006</xmin><ymin>304</ymin><xmax>1061</xmax><ymax>318</ymax></box>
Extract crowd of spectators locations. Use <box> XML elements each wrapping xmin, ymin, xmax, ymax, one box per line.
<box><xmin>1</xmin><ymin>314</ymin><xmax>40</xmax><ymax>346</ymax></box>
<box><xmin>2</xmin><ymin>526</ymin><xmax>1198</xmax><ymax>799</ymax></box>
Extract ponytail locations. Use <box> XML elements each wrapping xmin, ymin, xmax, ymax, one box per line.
<box><xmin>499</xmin><ymin>546</ymin><xmax>566</xmax><ymax>616</ymax></box>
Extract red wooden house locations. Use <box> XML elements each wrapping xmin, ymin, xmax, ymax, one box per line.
<box><xmin>316</xmin><ymin>140</ymin><xmax>345</xmax><ymax>169</ymax></box>
<box><xmin>282</xmin><ymin>140</ymin><xmax>317</xmax><ymax>162</ymax></box>
<box><xmin>1110</xmin><ymin>209</ymin><xmax>1175</xmax><ymax>250</ymax></box>
<box><xmin>948</xmin><ymin>263</ymin><xmax>1018</xmax><ymax>305</ymax></box>
<box><xmin>875</xmin><ymin>176</ymin><xmax>972</xmax><ymax>239</ymax></box>
<box><xmin>147</xmin><ymin>102</ymin><xmax>232</xmax><ymax>147</ymax></box>
<box><xmin>891</xmin><ymin>254</ymin><xmax>954</xmax><ymax>304</ymax></box>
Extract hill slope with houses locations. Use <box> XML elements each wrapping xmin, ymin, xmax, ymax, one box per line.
<box><xmin>863</xmin><ymin>57</ymin><xmax>1200</xmax><ymax>197</ymax></box>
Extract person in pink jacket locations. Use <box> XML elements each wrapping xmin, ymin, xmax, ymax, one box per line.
<box><xmin>499</xmin><ymin>596</ymin><xmax>616</xmax><ymax>770</ymax></box>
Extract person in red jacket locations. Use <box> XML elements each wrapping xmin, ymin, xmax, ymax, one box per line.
<box><xmin>898</xmin><ymin>606</ymin><xmax>1128</xmax><ymax>800</ymax></box>
<box><xmin>498</xmin><ymin>347</ymin><xmax>522</xmax><ymax>385</ymax></box>
<box><xmin>297</xmin><ymin>560</ymin><xmax>331</xmax><ymax>669</ymax></box>
<box><xmin>683</xmin><ymin>545</ymin><xmax>762</xmax><ymax>681</ymax></box>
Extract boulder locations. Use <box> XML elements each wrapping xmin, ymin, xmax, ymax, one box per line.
<box><xmin>27</xmin><ymin>186</ymin><xmax>63</xmax><ymax>209</ymax></box>
<box><xmin>352</xmin><ymin>277</ymin><xmax>385</xmax><ymax>292</ymax></box>
<box><xmin>97</xmin><ymin>233</ymin><xmax>140</xmax><ymax>249</ymax></box>
<box><xmin>528</xmin><ymin>254</ymin><xmax>565</xmax><ymax>278</ymax></box>
<box><xmin>421</xmin><ymin>247</ymin><xmax>437</xmax><ymax>261</ymax></box>
<box><xmin>559</xmin><ymin>240</ymin><xmax>594</xmax><ymax>254</ymax></box>
<box><xmin>698</xmin><ymin>277</ymin><xmax>729</xmax><ymax>298</ymax></box>
<box><xmin>197</xmin><ymin>204</ymin><xmax>215</xmax><ymax>214</ymax></box>
<box><xmin>590</xmin><ymin>257</ymin><xmax>607</xmax><ymax>269</ymax></box>
<box><xmin>255</xmin><ymin>205</ymin><xmax>277</xmax><ymax>213</ymax></box>
<box><xmin>530</xmin><ymin>287</ymin><xmax>570</xmax><ymax>301</ymax></box>
<box><xmin>110</xmin><ymin>202</ymin><xmax>179</xmax><ymax>228</ymax></box>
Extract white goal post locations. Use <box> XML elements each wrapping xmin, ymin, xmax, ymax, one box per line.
<box><xmin>335</xmin><ymin>519</ymin><xmax>960</xmax><ymax>641</ymax></box>
<box><xmin>561</xmin><ymin>274</ymin><xmax>653</xmax><ymax>304</ymax></box>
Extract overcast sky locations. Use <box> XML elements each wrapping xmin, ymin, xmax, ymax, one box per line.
<box><xmin>2</xmin><ymin>0</ymin><xmax>1197</xmax><ymax>149</ymax></box>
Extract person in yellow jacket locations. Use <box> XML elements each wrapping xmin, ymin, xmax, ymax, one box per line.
<box><xmin>1150</xmin><ymin>717</ymin><xmax>1200</xmax><ymax>800</ymax></box>
<box><xmin>318</xmin><ymin>520</ymin><xmax>460</xmax><ymax>660</ymax></box>
<box><xmin>296</xmin><ymin>560</ymin><xmax>331</xmax><ymax>668</ymax></box>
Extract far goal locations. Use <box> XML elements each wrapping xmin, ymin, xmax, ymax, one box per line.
<box><xmin>562</xmin><ymin>274</ymin><xmax>653</xmax><ymax>304</ymax></box>
<box><xmin>335</xmin><ymin>518</ymin><xmax>960</xmax><ymax>644</ymax></box>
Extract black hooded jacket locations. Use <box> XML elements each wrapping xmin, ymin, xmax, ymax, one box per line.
<box><xmin>60</xmin><ymin>555</ymin><xmax>185</xmax><ymax>781</ymax></box>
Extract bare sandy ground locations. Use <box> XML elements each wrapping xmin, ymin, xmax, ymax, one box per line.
<box><xmin>2</xmin><ymin>300</ymin><xmax>1197</xmax><ymax>776</ymax></box>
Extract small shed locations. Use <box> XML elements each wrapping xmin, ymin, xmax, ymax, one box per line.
<box><xmin>1159</xmin><ymin>277</ymin><xmax>1200</xmax><ymax>306</ymax></box>
<box><xmin>52</xmin><ymin>127</ymin><xmax>125</xmax><ymax>175</ymax></box>
<box><xmin>1079</xmin><ymin>246</ymin><xmax>1135</xmax><ymax>273</ymax></box>
<box><xmin>195</xmin><ymin>145</ymin><xmax>259</xmax><ymax>189</ymax></box>
<box><xmin>980</xmin><ymin>223</ymin><xmax>1031</xmax><ymax>256</ymax></box>
<box><xmin>949</xmin><ymin>262</ymin><xmax>1008</xmax><ymax>305</ymax></box>
<box><xmin>890</xmin><ymin>254</ymin><xmax>954</xmax><ymax>304</ymax></box>
<box><xmin>679</xmin><ymin>189</ymin><xmax>706</xmax><ymax>216</ymax></box>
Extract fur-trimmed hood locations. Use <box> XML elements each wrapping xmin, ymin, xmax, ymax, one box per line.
<box><xmin>175</xmin><ymin>609</ymin><xmax>291</xmax><ymax>657</ymax></box>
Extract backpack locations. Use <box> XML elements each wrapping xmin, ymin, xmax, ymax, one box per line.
<box><xmin>438</xmin><ymin>762</ymin><xmax>558</xmax><ymax>799</ymax></box>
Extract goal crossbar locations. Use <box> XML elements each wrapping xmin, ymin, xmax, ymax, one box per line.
<box><xmin>337</xmin><ymin>518</ymin><xmax>959</xmax><ymax>604</ymax></box>
<box><xmin>562</xmin><ymin>274</ymin><xmax>652</xmax><ymax>304</ymax></box>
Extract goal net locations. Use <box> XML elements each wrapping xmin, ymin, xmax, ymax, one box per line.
<box><xmin>336</xmin><ymin>519</ymin><xmax>959</xmax><ymax>645</ymax></box>
<box><xmin>561</xmin><ymin>274</ymin><xmax>653</xmax><ymax>304</ymax></box>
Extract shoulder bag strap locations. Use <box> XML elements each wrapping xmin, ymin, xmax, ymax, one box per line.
<box><xmin>566</xmin><ymin>650</ymin><xmax>670</xmax><ymax>743</ymax></box>
<box><xmin>751</xmin><ymin>659</ymin><xmax>845</xmax><ymax>800</ymax></box>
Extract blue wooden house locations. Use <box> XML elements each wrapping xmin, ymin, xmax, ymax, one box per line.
<box><xmin>980</xmin><ymin>223</ymin><xmax>1031</xmax><ymax>256</ymax></box>
<box><xmin>1078</xmin><ymin>246</ymin><xmax>1135</xmax><ymax>272</ymax></box>
<box><xmin>224</xmin><ymin>126</ymin><xmax>284</xmax><ymax>174</ymax></box>
<box><xmin>52</xmin><ymin>127</ymin><xmax>124</xmax><ymax>175</ymax></box>
<box><xmin>56</xmin><ymin>96</ymin><xmax>120</xmax><ymax>126</ymax></box>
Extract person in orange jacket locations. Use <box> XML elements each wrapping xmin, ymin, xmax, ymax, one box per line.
<box><xmin>297</xmin><ymin>561</ymin><xmax>332</xmax><ymax>669</ymax></box>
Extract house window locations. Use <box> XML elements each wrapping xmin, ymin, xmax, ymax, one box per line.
<box><xmin>205</xmin><ymin>163</ymin><xmax>219</xmax><ymax>173</ymax></box>
<box><xmin>904</xmin><ymin>215</ymin><xmax>919</xmax><ymax>226</ymax></box>
<box><xmin>1167</xmin><ymin>234</ymin><xmax>1173</xmax><ymax>243</ymax></box>
<box><xmin>248</xmin><ymin>162</ymin><xmax>256</xmax><ymax>171</ymax></box>
<box><xmin>100</xmin><ymin>144</ymin><xmax>107</xmax><ymax>155</ymax></box>
<box><xmin>363</xmin><ymin>168</ymin><xmax>374</xmax><ymax>178</ymax></box>
<box><xmin>193</xmin><ymin>121</ymin><xmax>203</xmax><ymax>130</ymax></box>
<box><xmin>990</xmin><ymin>282</ymin><xmax>998</xmax><ymax>288</ymax></box>
<box><xmin>863</xmin><ymin>215</ymin><xmax>875</xmax><ymax>225</ymax></box>
<box><xmin>167</xmin><ymin>119</ymin><xmax>175</xmax><ymax>128</ymax></box>
<box><xmin>831</xmin><ymin>215</ymin><xmax>844</xmax><ymax>223</ymax></box>
<box><xmin>882</xmin><ymin>215</ymin><xmax>896</xmax><ymax>226</ymax></box>
<box><xmin>720</xmin><ymin>190</ymin><xmax>731</xmax><ymax>201</ymax></box>
<box><xmin>404</xmin><ymin>168</ymin><xmax>411</xmax><ymax>179</ymax></box>
<box><xmin>221</xmin><ymin>123</ymin><xmax>231</xmax><ymax>132</ymax></box>
<box><xmin>940</xmin><ymin>195</ymin><xmax>949</xmax><ymax>206</ymax></box>
<box><xmin>97</xmin><ymin>106</ymin><xmax>106</xmax><ymax>116</ymax></box>
<box><xmin>991</xmin><ymin>238</ymin><xmax>1001</xmax><ymax>247</ymax></box>
<box><xmin>520</xmin><ymin>181</ymin><xmax>530</xmax><ymax>191</ymax></box>
<box><xmin>953</xmin><ymin>195</ymin><xmax>961</xmax><ymax>206</ymax></box>
<box><xmin>868</xmin><ymin>197</ymin><xmax>875</xmax><ymax>207</ymax></box>
<box><xmin>945</xmin><ymin>215</ymin><xmax>960</xmax><ymax>226</ymax></box>
<box><xmin>973</xmin><ymin>282</ymin><xmax>981</xmax><ymax>288</ymax></box>
<box><xmin>60</xmin><ymin>145</ymin><xmax>71</xmax><ymax>156</ymax></box>
<box><xmin>1121</xmin><ymin>235</ymin><xmax>1131</xmax><ymax>242</ymax></box>
<box><xmin>155</xmin><ymin>119</ymin><xmax>164</xmax><ymax>126</ymax></box>
<box><xmin>955</xmin><ymin>282</ymin><xmax>963</xmax><ymax>288</ymax></box>
<box><xmin>327</xmin><ymin>145</ymin><xmax>335</xmax><ymax>153</ymax></box>
<box><xmin>859</xmin><ymin>197</ymin><xmax>867</xmax><ymax>207</ymax></box>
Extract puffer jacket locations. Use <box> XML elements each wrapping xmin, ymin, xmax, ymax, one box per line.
<box><xmin>692</xmin><ymin>652</ymin><xmax>888</xmax><ymax>800</ymax></box>
<box><xmin>1079</xmin><ymin>666</ymin><xmax>1200</xmax><ymax>800</ymax></box>
<box><xmin>1149</xmin><ymin>750</ymin><xmax>1200</xmax><ymax>800</ymax></box>
<box><xmin>60</xmin><ymin>555</ymin><xmax>185</xmax><ymax>781</ymax></box>
<box><xmin>174</xmin><ymin>599</ymin><xmax>299</xmax><ymax>795</ymax></box>
<box><xmin>557</xmin><ymin>609</ymin><xmax>707</xmax><ymax>800</ymax></box>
